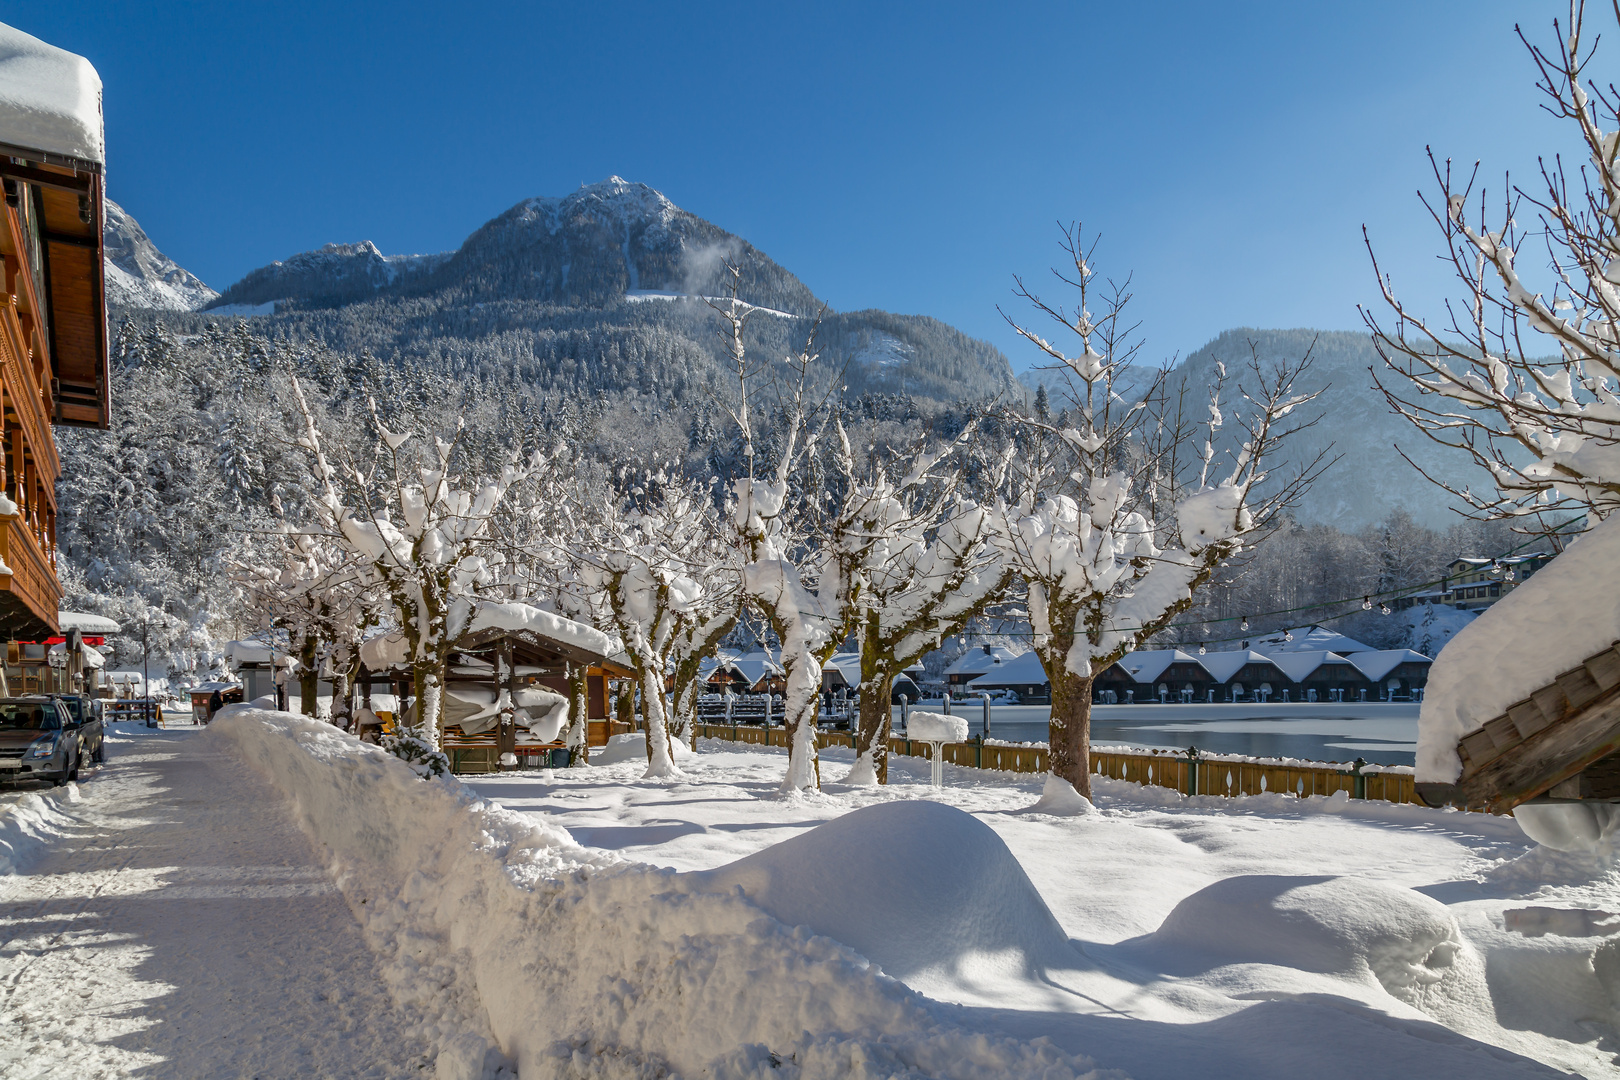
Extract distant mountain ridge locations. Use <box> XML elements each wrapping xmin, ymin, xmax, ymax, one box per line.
<box><xmin>103</xmin><ymin>200</ymin><xmax>218</xmax><ymax>311</ymax></box>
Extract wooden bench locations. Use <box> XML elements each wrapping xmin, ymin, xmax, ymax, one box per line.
<box><xmin>440</xmin><ymin>728</ymin><xmax>568</xmax><ymax>773</ymax></box>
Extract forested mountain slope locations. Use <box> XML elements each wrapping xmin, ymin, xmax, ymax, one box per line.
<box><xmin>197</xmin><ymin>177</ymin><xmax>1021</xmax><ymax>405</ymax></box>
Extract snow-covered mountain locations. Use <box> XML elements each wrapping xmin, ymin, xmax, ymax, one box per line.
<box><xmin>204</xmin><ymin>176</ymin><xmax>1022</xmax><ymax>402</ymax></box>
<box><xmin>210</xmin><ymin>176</ymin><xmax>819</xmax><ymax>315</ymax></box>
<box><xmin>103</xmin><ymin>199</ymin><xmax>218</xmax><ymax>311</ymax></box>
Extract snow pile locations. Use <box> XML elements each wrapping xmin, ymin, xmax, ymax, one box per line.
<box><xmin>210</xmin><ymin>708</ymin><xmax>1108</xmax><ymax>1079</ymax></box>
<box><xmin>1418</xmin><ymin>516</ymin><xmax>1620</xmax><ymax>781</ymax></box>
<box><xmin>1027</xmin><ymin>774</ymin><xmax>1095</xmax><ymax>816</ymax></box>
<box><xmin>1512</xmin><ymin>801</ymin><xmax>1620</xmax><ymax>852</ymax></box>
<box><xmin>688</xmin><ymin>801</ymin><xmax>1080</xmax><ymax>1006</ymax></box>
<box><xmin>905</xmin><ymin>710</ymin><xmax>968</xmax><ymax>743</ymax></box>
<box><xmin>463</xmin><ymin>600</ymin><xmax>614</xmax><ymax>659</ymax></box>
<box><xmin>0</xmin><ymin>785</ymin><xmax>79</xmax><ymax>878</ymax></box>
<box><xmin>0</xmin><ymin>22</ymin><xmax>103</xmax><ymax>163</ymax></box>
<box><xmin>1145</xmin><ymin>875</ymin><xmax>1464</xmax><ymax>1004</ymax></box>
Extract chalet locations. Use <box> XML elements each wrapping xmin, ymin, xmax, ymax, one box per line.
<box><xmin>703</xmin><ymin>650</ymin><xmax>786</xmax><ymax>695</ymax></box>
<box><xmin>965</xmin><ymin>650</ymin><xmax>1053</xmax><ymax>704</ymax></box>
<box><xmin>820</xmin><ymin>653</ymin><xmax>922</xmax><ymax>703</ymax></box>
<box><xmin>943</xmin><ymin>644</ymin><xmax>1023</xmax><ymax>687</ymax></box>
<box><xmin>1437</xmin><ymin>553</ymin><xmax>1555</xmax><ymax>613</ymax></box>
<box><xmin>979</xmin><ymin>627</ymin><xmax>1434</xmax><ymax>704</ymax></box>
<box><xmin>0</xmin><ymin>26</ymin><xmax>111</xmax><ymax>650</ymax></box>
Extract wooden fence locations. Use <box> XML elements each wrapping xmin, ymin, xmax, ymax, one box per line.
<box><xmin>692</xmin><ymin>722</ymin><xmax>1425</xmax><ymax>808</ymax></box>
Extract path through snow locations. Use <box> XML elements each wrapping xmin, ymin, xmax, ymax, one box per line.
<box><xmin>0</xmin><ymin>721</ymin><xmax>433</xmax><ymax>1079</ymax></box>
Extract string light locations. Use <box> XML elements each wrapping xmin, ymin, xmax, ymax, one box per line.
<box><xmin>1379</xmin><ymin>603</ymin><xmax>1391</xmax><ymax>615</ymax></box>
<box><xmin>1362</xmin><ymin>596</ymin><xmax>1372</xmax><ymax>610</ymax></box>
<box><xmin>1197</xmin><ymin>642</ymin><xmax>1206</xmax><ymax>654</ymax></box>
<box><xmin>1240</xmin><ymin>616</ymin><xmax>1249</xmax><ymax>632</ymax></box>
<box><xmin>1283</xmin><ymin>630</ymin><xmax>1294</xmax><ymax>642</ymax></box>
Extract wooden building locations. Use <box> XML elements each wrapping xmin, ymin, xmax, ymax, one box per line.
<box><xmin>0</xmin><ymin>27</ymin><xmax>111</xmax><ymax>645</ymax></box>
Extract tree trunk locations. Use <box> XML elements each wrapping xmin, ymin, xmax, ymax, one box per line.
<box><xmin>299</xmin><ymin>631</ymin><xmax>318</xmax><ymax>718</ymax></box>
<box><xmin>566</xmin><ymin>663</ymin><xmax>590</xmax><ymax>766</ymax></box>
<box><xmin>778</xmin><ymin>647</ymin><xmax>822</xmax><ymax>791</ymax></box>
<box><xmin>640</xmin><ymin>664</ymin><xmax>680</xmax><ymax>778</ymax></box>
<box><xmin>495</xmin><ymin>640</ymin><xmax>516</xmax><ymax>763</ymax></box>
<box><xmin>412</xmin><ymin>660</ymin><xmax>445</xmax><ymax>750</ymax></box>
<box><xmin>330</xmin><ymin>649</ymin><xmax>359</xmax><ymax>730</ymax></box>
<box><xmin>1046</xmin><ymin>662</ymin><xmax>1094</xmax><ymax>798</ymax></box>
<box><xmin>849</xmin><ymin>670</ymin><xmax>896</xmax><ymax>786</ymax></box>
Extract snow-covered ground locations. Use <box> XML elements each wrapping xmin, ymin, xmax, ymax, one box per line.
<box><xmin>0</xmin><ymin>720</ymin><xmax>436</xmax><ymax>1078</ymax></box>
<box><xmin>7</xmin><ymin>713</ymin><xmax>1618</xmax><ymax>1078</ymax></box>
<box><xmin>464</xmin><ymin>735</ymin><xmax>1619</xmax><ymax>1079</ymax></box>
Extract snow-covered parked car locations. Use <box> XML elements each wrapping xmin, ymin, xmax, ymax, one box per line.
<box><xmin>0</xmin><ymin>697</ymin><xmax>94</xmax><ymax>785</ymax></box>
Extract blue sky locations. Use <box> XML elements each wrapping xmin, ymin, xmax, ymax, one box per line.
<box><xmin>19</xmin><ymin>1</ymin><xmax>1562</xmax><ymax>368</ymax></box>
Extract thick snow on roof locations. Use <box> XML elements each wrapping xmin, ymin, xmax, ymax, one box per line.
<box><xmin>944</xmin><ymin>645</ymin><xmax>1024</xmax><ymax>677</ymax></box>
<box><xmin>57</xmin><ymin>610</ymin><xmax>120</xmax><ymax>634</ymax></box>
<box><xmin>1346</xmin><ymin>649</ymin><xmax>1430</xmax><ymax>683</ymax></box>
<box><xmin>47</xmin><ymin>641</ymin><xmax>104</xmax><ymax>668</ymax></box>
<box><xmin>1195</xmin><ymin>650</ymin><xmax>1277</xmax><ymax>683</ymax></box>
<box><xmin>359</xmin><ymin>630</ymin><xmax>408</xmax><ymax>671</ymax></box>
<box><xmin>1254</xmin><ymin>626</ymin><xmax>1375</xmax><ymax>655</ymax></box>
<box><xmin>967</xmin><ymin>650</ymin><xmax>1048</xmax><ymax>688</ymax></box>
<box><xmin>1419</xmin><ymin>517</ymin><xmax>1620</xmax><ymax>782</ymax></box>
<box><xmin>464</xmin><ymin>601</ymin><xmax>613</xmax><ymax>659</ymax></box>
<box><xmin>0</xmin><ymin>22</ymin><xmax>103</xmax><ymax>163</ymax></box>
<box><xmin>225</xmin><ymin>639</ymin><xmax>293</xmax><ymax>667</ymax></box>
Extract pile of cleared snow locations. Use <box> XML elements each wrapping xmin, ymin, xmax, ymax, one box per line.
<box><xmin>1419</xmin><ymin>516</ymin><xmax>1620</xmax><ymax>781</ymax></box>
<box><xmin>210</xmin><ymin>708</ymin><xmax>1107</xmax><ymax>1079</ymax></box>
<box><xmin>0</xmin><ymin>23</ymin><xmax>102</xmax><ymax>163</ymax></box>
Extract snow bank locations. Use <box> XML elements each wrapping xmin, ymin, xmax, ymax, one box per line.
<box><xmin>688</xmin><ymin>801</ymin><xmax>1079</xmax><ymax>1004</ymax></box>
<box><xmin>210</xmin><ymin>708</ymin><xmax>1107</xmax><ymax>1079</ymax></box>
<box><xmin>0</xmin><ymin>22</ymin><xmax>103</xmax><ymax>163</ymax></box>
<box><xmin>905</xmin><ymin>711</ymin><xmax>968</xmax><ymax>743</ymax></box>
<box><xmin>1027</xmin><ymin>775</ymin><xmax>1095</xmax><ymax>816</ymax></box>
<box><xmin>1418</xmin><ymin>516</ymin><xmax>1620</xmax><ymax>781</ymax></box>
<box><xmin>0</xmin><ymin>784</ymin><xmax>79</xmax><ymax>878</ymax></box>
<box><xmin>1147</xmin><ymin>875</ymin><xmax>1463</xmax><ymax>1003</ymax></box>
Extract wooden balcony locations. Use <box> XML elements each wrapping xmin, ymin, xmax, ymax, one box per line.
<box><xmin>0</xmin><ymin>509</ymin><xmax>60</xmax><ymax>637</ymax></box>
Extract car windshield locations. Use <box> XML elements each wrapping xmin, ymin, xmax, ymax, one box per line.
<box><xmin>0</xmin><ymin>703</ymin><xmax>60</xmax><ymax>730</ymax></box>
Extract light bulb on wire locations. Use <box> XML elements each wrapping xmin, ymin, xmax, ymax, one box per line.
<box><xmin>1379</xmin><ymin>603</ymin><xmax>1391</xmax><ymax>615</ymax></box>
<box><xmin>1198</xmin><ymin>642</ymin><xmax>1206</xmax><ymax>654</ymax></box>
<box><xmin>1362</xmin><ymin>596</ymin><xmax>1372</xmax><ymax>610</ymax></box>
<box><xmin>1240</xmin><ymin>616</ymin><xmax>1250</xmax><ymax>632</ymax></box>
<box><xmin>1284</xmin><ymin>630</ymin><xmax>1294</xmax><ymax>642</ymax></box>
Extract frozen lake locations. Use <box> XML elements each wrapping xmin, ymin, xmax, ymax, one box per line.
<box><xmin>892</xmin><ymin>701</ymin><xmax>1420</xmax><ymax>766</ymax></box>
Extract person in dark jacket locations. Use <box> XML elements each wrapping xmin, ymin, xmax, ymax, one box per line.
<box><xmin>206</xmin><ymin>689</ymin><xmax>223</xmax><ymax>725</ymax></box>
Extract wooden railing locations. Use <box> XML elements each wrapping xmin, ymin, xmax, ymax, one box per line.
<box><xmin>690</xmin><ymin>723</ymin><xmax>1435</xmax><ymax>809</ymax></box>
<box><xmin>0</xmin><ymin>513</ymin><xmax>61</xmax><ymax>630</ymax></box>
<box><xmin>0</xmin><ymin>281</ymin><xmax>58</xmax><ymax>481</ymax></box>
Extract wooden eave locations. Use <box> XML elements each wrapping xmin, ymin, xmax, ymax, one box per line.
<box><xmin>1416</xmin><ymin>641</ymin><xmax>1620</xmax><ymax>813</ymax></box>
<box><xmin>453</xmin><ymin>624</ymin><xmax>615</xmax><ymax>672</ymax></box>
<box><xmin>0</xmin><ymin>151</ymin><xmax>109</xmax><ymax>430</ymax></box>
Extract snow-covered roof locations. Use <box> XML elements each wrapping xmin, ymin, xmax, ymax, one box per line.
<box><xmin>967</xmin><ymin>650</ymin><xmax>1048</xmax><ymax>689</ymax></box>
<box><xmin>1253</xmin><ymin>626</ymin><xmax>1375</xmax><ymax>655</ymax></box>
<box><xmin>190</xmin><ymin>680</ymin><xmax>239</xmax><ymax>695</ymax></box>
<box><xmin>1346</xmin><ymin>649</ymin><xmax>1431</xmax><ymax>683</ymax></box>
<box><xmin>225</xmin><ymin>639</ymin><xmax>294</xmax><ymax>668</ymax></box>
<box><xmin>822</xmin><ymin>653</ymin><xmax>922</xmax><ymax>686</ymax></box>
<box><xmin>0</xmin><ymin>22</ymin><xmax>103</xmax><ymax>164</ymax></box>
<box><xmin>1194</xmin><ymin>650</ymin><xmax>1278</xmax><ymax>683</ymax></box>
<box><xmin>1116</xmin><ymin>649</ymin><xmax>1202</xmax><ymax>685</ymax></box>
<box><xmin>47</xmin><ymin>641</ymin><xmax>104</xmax><ymax>668</ymax></box>
<box><xmin>463</xmin><ymin>601</ymin><xmax>614</xmax><ymax>659</ymax></box>
<box><xmin>1420</xmin><ymin>516</ymin><xmax>1613</xmax><ymax>783</ymax></box>
<box><xmin>1262</xmin><ymin>650</ymin><xmax>1356</xmax><ymax>684</ymax></box>
<box><xmin>944</xmin><ymin>645</ymin><xmax>1023</xmax><ymax>677</ymax></box>
<box><xmin>57</xmin><ymin>610</ymin><xmax>120</xmax><ymax>634</ymax></box>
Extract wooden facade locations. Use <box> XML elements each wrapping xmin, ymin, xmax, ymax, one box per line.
<box><xmin>0</xmin><ymin>137</ymin><xmax>109</xmax><ymax>641</ymax></box>
<box><xmin>1417</xmin><ymin>640</ymin><xmax>1620</xmax><ymax>813</ymax></box>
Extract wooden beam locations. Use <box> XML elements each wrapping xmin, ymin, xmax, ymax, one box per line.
<box><xmin>0</xmin><ymin>162</ymin><xmax>91</xmax><ymax>195</ymax></box>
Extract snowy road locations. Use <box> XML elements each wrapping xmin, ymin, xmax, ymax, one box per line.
<box><xmin>0</xmin><ymin>722</ymin><xmax>432</xmax><ymax>1079</ymax></box>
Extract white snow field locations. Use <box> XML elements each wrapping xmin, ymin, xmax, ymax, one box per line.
<box><xmin>0</xmin><ymin>719</ymin><xmax>437</xmax><ymax>1079</ymax></box>
<box><xmin>9</xmin><ymin>710</ymin><xmax>1619</xmax><ymax>1078</ymax></box>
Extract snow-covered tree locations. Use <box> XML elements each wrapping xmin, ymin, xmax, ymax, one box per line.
<box><xmin>287</xmin><ymin>370</ymin><xmax>531</xmax><ymax>754</ymax></box>
<box><xmin>995</xmin><ymin>226</ymin><xmax>1324</xmax><ymax>796</ymax></box>
<box><xmin>710</xmin><ymin>272</ymin><xmax>836</xmax><ymax>791</ymax></box>
<box><xmin>560</xmin><ymin>467</ymin><xmax>738</xmax><ymax>777</ymax></box>
<box><xmin>1367</xmin><ymin>3</ymin><xmax>1620</xmax><ymax>527</ymax></box>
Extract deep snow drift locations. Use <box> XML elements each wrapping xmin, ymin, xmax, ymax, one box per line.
<box><xmin>209</xmin><ymin>708</ymin><xmax>1108</xmax><ymax>1079</ymax></box>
